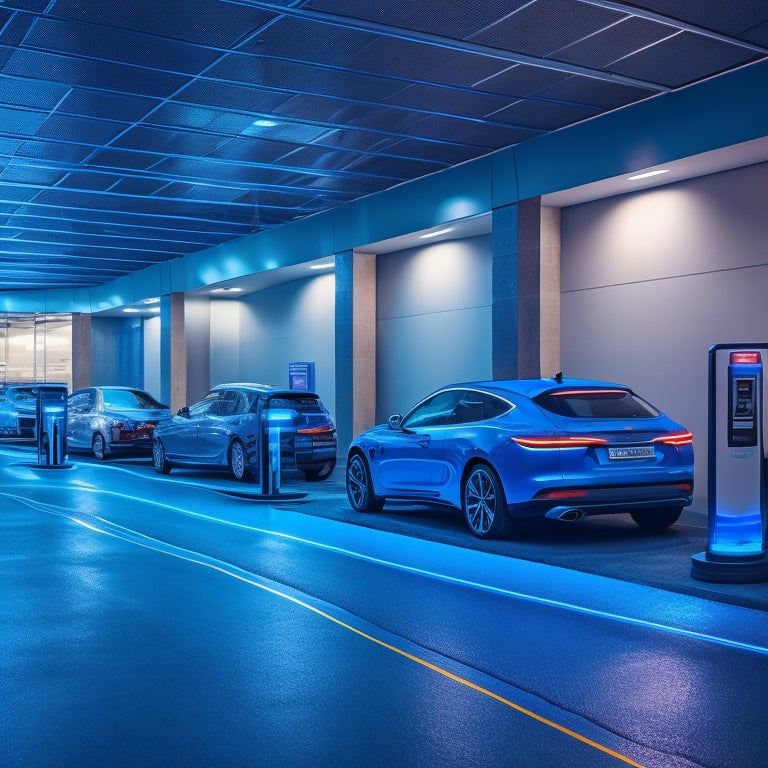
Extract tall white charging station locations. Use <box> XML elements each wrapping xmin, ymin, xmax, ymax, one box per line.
<box><xmin>692</xmin><ymin>344</ymin><xmax>768</xmax><ymax>582</ymax></box>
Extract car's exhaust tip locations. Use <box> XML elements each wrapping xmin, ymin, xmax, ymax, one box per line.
<box><xmin>545</xmin><ymin>506</ymin><xmax>584</xmax><ymax>521</ymax></box>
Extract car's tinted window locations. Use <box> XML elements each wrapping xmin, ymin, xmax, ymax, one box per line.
<box><xmin>267</xmin><ymin>395</ymin><xmax>323</xmax><ymax>413</ymax></box>
<box><xmin>402</xmin><ymin>390</ymin><xmax>464</xmax><ymax>429</ymax></box>
<box><xmin>231</xmin><ymin>392</ymin><xmax>249</xmax><ymax>415</ymax></box>
<box><xmin>217</xmin><ymin>390</ymin><xmax>248</xmax><ymax>417</ymax></box>
<box><xmin>534</xmin><ymin>389</ymin><xmax>659</xmax><ymax>419</ymax></box>
<box><xmin>448</xmin><ymin>391</ymin><xmax>512</xmax><ymax>424</ymax></box>
<box><xmin>68</xmin><ymin>392</ymin><xmax>92</xmax><ymax>412</ymax></box>
<box><xmin>102</xmin><ymin>389</ymin><xmax>165</xmax><ymax>410</ymax></box>
<box><xmin>190</xmin><ymin>390</ymin><xmax>223</xmax><ymax>416</ymax></box>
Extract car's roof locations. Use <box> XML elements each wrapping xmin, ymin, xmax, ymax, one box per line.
<box><xmin>72</xmin><ymin>385</ymin><xmax>150</xmax><ymax>393</ymax></box>
<box><xmin>447</xmin><ymin>377</ymin><xmax>631</xmax><ymax>399</ymax></box>
<box><xmin>211</xmin><ymin>382</ymin><xmax>319</xmax><ymax>397</ymax></box>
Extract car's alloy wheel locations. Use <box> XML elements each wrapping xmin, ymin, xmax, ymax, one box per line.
<box><xmin>229</xmin><ymin>439</ymin><xmax>251</xmax><ymax>482</ymax></box>
<box><xmin>153</xmin><ymin>439</ymin><xmax>172</xmax><ymax>474</ymax></box>
<box><xmin>630</xmin><ymin>506</ymin><xmax>682</xmax><ymax>530</ymax></box>
<box><xmin>92</xmin><ymin>432</ymin><xmax>109</xmax><ymax>460</ymax></box>
<box><xmin>346</xmin><ymin>453</ymin><xmax>382</xmax><ymax>513</ymax></box>
<box><xmin>462</xmin><ymin>464</ymin><xmax>510</xmax><ymax>539</ymax></box>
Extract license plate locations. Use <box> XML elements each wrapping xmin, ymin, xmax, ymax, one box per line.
<box><xmin>608</xmin><ymin>445</ymin><xmax>655</xmax><ymax>460</ymax></box>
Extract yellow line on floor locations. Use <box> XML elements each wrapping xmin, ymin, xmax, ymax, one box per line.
<box><xmin>64</xmin><ymin>508</ymin><xmax>646</xmax><ymax>767</ymax></box>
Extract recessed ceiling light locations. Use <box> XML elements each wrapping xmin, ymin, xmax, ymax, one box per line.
<box><xmin>123</xmin><ymin>307</ymin><xmax>141</xmax><ymax>313</ymax></box>
<box><xmin>310</xmin><ymin>261</ymin><xmax>335</xmax><ymax>270</ymax></box>
<box><xmin>141</xmin><ymin>297</ymin><xmax>160</xmax><ymax>305</ymax></box>
<box><xmin>419</xmin><ymin>227</ymin><xmax>454</xmax><ymax>239</ymax></box>
<box><xmin>210</xmin><ymin>287</ymin><xmax>243</xmax><ymax>294</ymax></box>
<box><xmin>253</xmin><ymin>119</ymin><xmax>278</xmax><ymax>128</ymax></box>
<box><xmin>628</xmin><ymin>169</ymin><xmax>670</xmax><ymax>181</ymax></box>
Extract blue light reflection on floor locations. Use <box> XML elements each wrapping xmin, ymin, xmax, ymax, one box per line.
<box><xmin>3</xmin><ymin>446</ymin><xmax>768</xmax><ymax>768</ymax></box>
<box><xmin>2</xmin><ymin>486</ymin><xmax>653</xmax><ymax>768</ymax></box>
<box><xmin>4</xmin><ymin>460</ymin><xmax>768</xmax><ymax>659</ymax></box>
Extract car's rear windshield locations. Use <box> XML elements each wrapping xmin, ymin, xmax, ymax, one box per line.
<box><xmin>8</xmin><ymin>387</ymin><xmax>36</xmax><ymax>402</ymax></box>
<box><xmin>103</xmin><ymin>390</ymin><xmax>165</xmax><ymax>410</ymax></box>
<box><xmin>534</xmin><ymin>389</ymin><xmax>659</xmax><ymax>419</ymax></box>
<box><xmin>266</xmin><ymin>395</ymin><xmax>324</xmax><ymax>412</ymax></box>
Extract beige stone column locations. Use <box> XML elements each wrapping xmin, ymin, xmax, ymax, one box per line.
<box><xmin>160</xmin><ymin>292</ymin><xmax>187</xmax><ymax>413</ymax></box>
<box><xmin>539</xmin><ymin>204</ymin><xmax>561</xmax><ymax>378</ymax></box>
<box><xmin>335</xmin><ymin>250</ymin><xmax>376</xmax><ymax>455</ymax></box>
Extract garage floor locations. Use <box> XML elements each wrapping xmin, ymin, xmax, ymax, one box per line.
<box><xmin>3</xmin><ymin>442</ymin><xmax>767</xmax><ymax>768</ymax></box>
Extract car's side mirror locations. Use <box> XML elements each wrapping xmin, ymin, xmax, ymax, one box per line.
<box><xmin>387</xmin><ymin>414</ymin><xmax>403</xmax><ymax>430</ymax></box>
<box><xmin>177</xmin><ymin>406</ymin><xmax>191</xmax><ymax>418</ymax></box>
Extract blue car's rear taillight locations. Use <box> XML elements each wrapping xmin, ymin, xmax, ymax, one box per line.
<box><xmin>512</xmin><ymin>436</ymin><xmax>608</xmax><ymax>448</ymax></box>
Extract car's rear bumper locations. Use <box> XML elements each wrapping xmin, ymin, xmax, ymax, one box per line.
<box><xmin>509</xmin><ymin>481</ymin><xmax>694</xmax><ymax>518</ymax></box>
<box><xmin>287</xmin><ymin>433</ymin><xmax>337</xmax><ymax>470</ymax></box>
<box><xmin>108</xmin><ymin>438</ymin><xmax>156</xmax><ymax>453</ymax></box>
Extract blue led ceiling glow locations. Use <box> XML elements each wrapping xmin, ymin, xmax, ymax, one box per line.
<box><xmin>0</xmin><ymin>0</ymin><xmax>765</xmax><ymax>291</ymax></box>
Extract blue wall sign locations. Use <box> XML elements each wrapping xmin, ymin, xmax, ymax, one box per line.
<box><xmin>289</xmin><ymin>361</ymin><xmax>315</xmax><ymax>392</ymax></box>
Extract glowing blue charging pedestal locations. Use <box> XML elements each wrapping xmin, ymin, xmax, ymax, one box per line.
<box><xmin>256</xmin><ymin>408</ymin><xmax>306</xmax><ymax>501</ymax></box>
<box><xmin>35</xmin><ymin>384</ymin><xmax>70</xmax><ymax>468</ymax></box>
<box><xmin>691</xmin><ymin>344</ymin><xmax>768</xmax><ymax>582</ymax></box>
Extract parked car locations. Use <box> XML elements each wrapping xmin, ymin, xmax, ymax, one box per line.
<box><xmin>346</xmin><ymin>377</ymin><xmax>694</xmax><ymax>538</ymax></box>
<box><xmin>0</xmin><ymin>384</ymin><xmax>37</xmax><ymax>437</ymax></box>
<box><xmin>67</xmin><ymin>386</ymin><xmax>170</xmax><ymax>459</ymax></box>
<box><xmin>152</xmin><ymin>383</ymin><xmax>337</xmax><ymax>482</ymax></box>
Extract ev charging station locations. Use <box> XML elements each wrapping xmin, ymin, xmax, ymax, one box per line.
<box><xmin>35</xmin><ymin>384</ymin><xmax>69</xmax><ymax>467</ymax></box>
<box><xmin>259</xmin><ymin>408</ymin><xmax>290</xmax><ymax>496</ymax></box>
<box><xmin>691</xmin><ymin>344</ymin><xmax>768</xmax><ymax>582</ymax></box>
<box><xmin>255</xmin><ymin>407</ymin><xmax>304</xmax><ymax>501</ymax></box>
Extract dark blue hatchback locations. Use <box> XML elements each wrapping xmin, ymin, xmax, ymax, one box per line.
<box><xmin>153</xmin><ymin>383</ymin><xmax>336</xmax><ymax>482</ymax></box>
<box><xmin>346</xmin><ymin>377</ymin><xmax>694</xmax><ymax>538</ymax></box>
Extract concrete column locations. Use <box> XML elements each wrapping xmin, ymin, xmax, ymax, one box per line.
<box><xmin>539</xmin><ymin>204</ymin><xmax>561</xmax><ymax>378</ymax></box>
<box><xmin>70</xmin><ymin>312</ymin><xmax>91</xmax><ymax>391</ymax></box>
<box><xmin>335</xmin><ymin>250</ymin><xmax>376</xmax><ymax>457</ymax></box>
<box><xmin>160</xmin><ymin>292</ymin><xmax>187</xmax><ymax>413</ymax></box>
<box><xmin>492</xmin><ymin>197</ymin><xmax>561</xmax><ymax>380</ymax></box>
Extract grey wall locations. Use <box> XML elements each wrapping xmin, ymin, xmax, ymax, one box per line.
<box><xmin>91</xmin><ymin>316</ymin><xmax>143</xmax><ymax>388</ymax></box>
<box><xmin>209</xmin><ymin>273</ymin><xmax>336</xmax><ymax>416</ymax></box>
<box><xmin>561</xmin><ymin>161</ymin><xmax>768</xmax><ymax>498</ymax></box>
<box><xmin>184</xmin><ymin>296</ymin><xmax>211</xmax><ymax>404</ymax></box>
<box><xmin>376</xmin><ymin>235</ymin><xmax>492</xmax><ymax>422</ymax></box>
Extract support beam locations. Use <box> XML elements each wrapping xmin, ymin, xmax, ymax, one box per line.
<box><xmin>492</xmin><ymin>198</ymin><xmax>561</xmax><ymax>380</ymax></box>
<box><xmin>335</xmin><ymin>250</ymin><xmax>376</xmax><ymax>456</ymax></box>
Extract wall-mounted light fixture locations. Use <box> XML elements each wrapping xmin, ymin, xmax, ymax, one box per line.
<box><xmin>419</xmin><ymin>227</ymin><xmax>455</xmax><ymax>239</ymax></box>
<box><xmin>628</xmin><ymin>169</ymin><xmax>669</xmax><ymax>181</ymax></box>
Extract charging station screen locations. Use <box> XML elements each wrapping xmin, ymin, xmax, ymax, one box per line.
<box><xmin>728</xmin><ymin>362</ymin><xmax>759</xmax><ymax>448</ymax></box>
